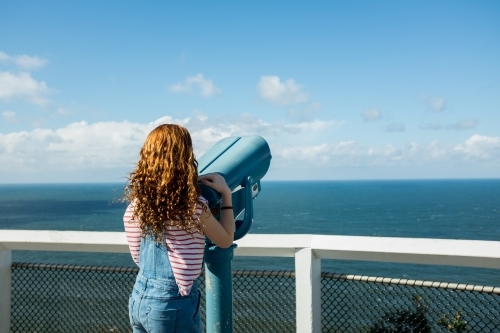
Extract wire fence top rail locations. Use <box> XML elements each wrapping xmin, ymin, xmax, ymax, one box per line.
<box><xmin>2</xmin><ymin>230</ymin><xmax>500</xmax><ymax>268</ymax></box>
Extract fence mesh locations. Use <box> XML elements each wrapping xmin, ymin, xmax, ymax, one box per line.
<box><xmin>11</xmin><ymin>262</ymin><xmax>500</xmax><ymax>332</ymax></box>
<box><xmin>322</xmin><ymin>273</ymin><xmax>500</xmax><ymax>333</ymax></box>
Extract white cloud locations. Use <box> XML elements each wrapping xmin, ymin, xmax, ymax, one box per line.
<box><xmin>181</xmin><ymin>113</ymin><xmax>342</xmax><ymax>153</ymax></box>
<box><xmin>450</xmin><ymin>119</ymin><xmax>477</xmax><ymax>130</ymax></box>
<box><xmin>275</xmin><ymin>135</ymin><xmax>500</xmax><ymax>169</ymax></box>
<box><xmin>305</xmin><ymin>102</ymin><xmax>321</xmax><ymax>113</ymax></box>
<box><xmin>55</xmin><ymin>107</ymin><xmax>72</xmax><ymax>116</ymax></box>
<box><xmin>257</xmin><ymin>76</ymin><xmax>310</xmax><ymax>106</ymax></box>
<box><xmin>419</xmin><ymin>119</ymin><xmax>478</xmax><ymax>131</ymax></box>
<box><xmin>168</xmin><ymin>74</ymin><xmax>221</xmax><ymax>97</ymax></box>
<box><xmin>419</xmin><ymin>122</ymin><xmax>443</xmax><ymax>130</ymax></box>
<box><xmin>1</xmin><ymin>114</ymin><xmax>497</xmax><ymax>182</ymax></box>
<box><xmin>454</xmin><ymin>134</ymin><xmax>500</xmax><ymax>160</ymax></box>
<box><xmin>287</xmin><ymin>102</ymin><xmax>322</xmax><ymax>120</ymax></box>
<box><xmin>277</xmin><ymin>141</ymin><xmax>405</xmax><ymax>166</ymax></box>
<box><xmin>0</xmin><ymin>51</ymin><xmax>48</xmax><ymax>70</ymax></box>
<box><xmin>0</xmin><ymin>71</ymin><xmax>51</xmax><ymax>105</ymax></box>
<box><xmin>361</xmin><ymin>108</ymin><xmax>382</xmax><ymax>122</ymax></box>
<box><xmin>420</xmin><ymin>94</ymin><xmax>445</xmax><ymax>112</ymax></box>
<box><xmin>385</xmin><ymin>122</ymin><xmax>405</xmax><ymax>132</ymax></box>
<box><xmin>287</xmin><ymin>119</ymin><xmax>343</xmax><ymax>132</ymax></box>
<box><xmin>0</xmin><ymin>120</ymin><xmax>157</xmax><ymax>174</ymax></box>
<box><xmin>0</xmin><ymin>114</ymin><xmax>341</xmax><ymax>178</ymax></box>
<box><xmin>2</xmin><ymin>111</ymin><xmax>17</xmax><ymax>122</ymax></box>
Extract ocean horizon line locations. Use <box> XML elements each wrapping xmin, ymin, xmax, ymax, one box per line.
<box><xmin>1</xmin><ymin>177</ymin><xmax>500</xmax><ymax>186</ymax></box>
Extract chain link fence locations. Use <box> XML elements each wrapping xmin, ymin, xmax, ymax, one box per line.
<box><xmin>322</xmin><ymin>272</ymin><xmax>500</xmax><ymax>333</ymax></box>
<box><xmin>11</xmin><ymin>262</ymin><xmax>500</xmax><ymax>332</ymax></box>
<box><xmin>11</xmin><ymin>263</ymin><xmax>136</xmax><ymax>332</ymax></box>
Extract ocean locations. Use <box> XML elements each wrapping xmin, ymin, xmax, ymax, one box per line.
<box><xmin>1</xmin><ymin>179</ymin><xmax>499</xmax><ymax>286</ymax></box>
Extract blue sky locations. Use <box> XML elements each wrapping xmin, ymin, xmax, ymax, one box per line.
<box><xmin>1</xmin><ymin>1</ymin><xmax>499</xmax><ymax>182</ymax></box>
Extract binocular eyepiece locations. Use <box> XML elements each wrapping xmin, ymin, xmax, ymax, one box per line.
<box><xmin>198</xmin><ymin>136</ymin><xmax>272</xmax><ymax>241</ymax></box>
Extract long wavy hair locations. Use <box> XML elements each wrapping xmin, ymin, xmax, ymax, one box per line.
<box><xmin>125</xmin><ymin>124</ymin><xmax>201</xmax><ymax>242</ymax></box>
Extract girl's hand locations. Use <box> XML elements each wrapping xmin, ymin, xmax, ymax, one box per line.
<box><xmin>198</xmin><ymin>173</ymin><xmax>234</xmax><ymax>248</ymax></box>
<box><xmin>198</xmin><ymin>173</ymin><xmax>231</xmax><ymax>196</ymax></box>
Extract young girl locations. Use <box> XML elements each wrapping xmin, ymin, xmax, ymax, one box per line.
<box><xmin>123</xmin><ymin>124</ymin><xmax>234</xmax><ymax>333</ymax></box>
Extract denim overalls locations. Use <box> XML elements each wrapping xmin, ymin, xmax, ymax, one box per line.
<box><xmin>128</xmin><ymin>235</ymin><xmax>203</xmax><ymax>333</ymax></box>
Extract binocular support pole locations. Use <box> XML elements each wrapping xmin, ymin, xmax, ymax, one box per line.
<box><xmin>204</xmin><ymin>243</ymin><xmax>237</xmax><ymax>333</ymax></box>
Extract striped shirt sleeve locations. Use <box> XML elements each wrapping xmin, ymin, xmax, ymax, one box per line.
<box><xmin>123</xmin><ymin>202</ymin><xmax>141</xmax><ymax>266</ymax></box>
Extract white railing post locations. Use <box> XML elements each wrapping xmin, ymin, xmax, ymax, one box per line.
<box><xmin>0</xmin><ymin>249</ymin><xmax>12</xmax><ymax>333</ymax></box>
<box><xmin>295</xmin><ymin>247</ymin><xmax>321</xmax><ymax>333</ymax></box>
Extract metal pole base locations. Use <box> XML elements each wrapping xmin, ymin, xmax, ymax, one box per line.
<box><xmin>204</xmin><ymin>244</ymin><xmax>237</xmax><ymax>333</ymax></box>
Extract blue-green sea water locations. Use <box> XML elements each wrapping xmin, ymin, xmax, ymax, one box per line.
<box><xmin>1</xmin><ymin>180</ymin><xmax>499</xmax><ymax>286</ymax></box>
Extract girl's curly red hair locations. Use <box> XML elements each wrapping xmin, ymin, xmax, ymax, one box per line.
<box><xmin>125</xmin><ymin>124</ymin><xmax>201</xmax><ymax>242</ymax></box>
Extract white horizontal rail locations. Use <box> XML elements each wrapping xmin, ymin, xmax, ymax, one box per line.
<box><xmin>236</xmin><ymin>234</ymin><xmax>500</xmax><ymax>269</ymax></box>
<box><xmin>1</xmin><ymin>230</ymin><xmax>500</xmax><ymax>268</ymax></box>
<box><xmin>0</xmin><ymin>230</ymin><xmax>129</xmax><ymax>253</ymax></box>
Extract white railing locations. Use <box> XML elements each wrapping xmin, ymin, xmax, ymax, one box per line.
<box><xmin>1</xmin><ymin>230</ymin><xmax>500</xmax><ymax>333</ymax></box>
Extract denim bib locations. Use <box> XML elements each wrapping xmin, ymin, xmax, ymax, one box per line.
<box><xmin>128</xmin><ymin>236</ymin><xmax>203</xmax><ymax>333</ymax></box>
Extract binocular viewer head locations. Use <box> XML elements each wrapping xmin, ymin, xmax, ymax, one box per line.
<box><xmin>198</xmin><ymin>135</ymin><xmax>271</xmax><ymax>241</ymax></box>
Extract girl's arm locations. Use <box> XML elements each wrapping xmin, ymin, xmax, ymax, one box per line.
<box><xmin>198</xmin><ymin>173</ymin><xmax>234</xmax><ymax>248</ymax></box>
<box><xmin>123</xmin><ymin>203</ymin><xmax>141</xmax><ymax>265</ymax></box>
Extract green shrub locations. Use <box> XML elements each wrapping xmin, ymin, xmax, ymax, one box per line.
<box><xmin>438</xmin><ymin>311</ymin><xmax>467</xmax><ymax>332</ymax></box>
<box><xmin>368</xmin><ymin>294</ymin><xmax>431</xmax><ymax>333</ymax></box>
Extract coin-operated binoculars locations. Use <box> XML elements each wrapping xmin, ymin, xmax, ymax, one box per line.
<box><xmin>198</xmin><ymin>135</ymin><xmax>271</xmax><ymax>333</ymax></box>
<box><xmin>198</xmin><ymin>135</ymin><xmax>271</xmax><ymax>241</ymax></box>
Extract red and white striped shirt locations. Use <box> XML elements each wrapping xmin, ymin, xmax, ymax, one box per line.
<box><xmin>123</xmin><ymin>197</ymin><xmax>207</xmax><ymax>296</ymax></box>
